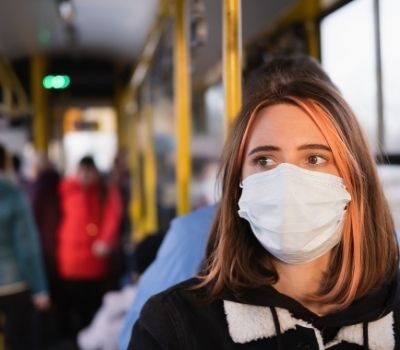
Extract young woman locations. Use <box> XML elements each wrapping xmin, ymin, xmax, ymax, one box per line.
<box><xmin>129</xmin><ymin>56</ymin><xmax>400</xmax><ymax>349</ymax></box>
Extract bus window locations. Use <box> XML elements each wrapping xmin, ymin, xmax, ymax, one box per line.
<box><xmin>381</xmin><ymin>0</ymin><xmax>400</xmax><ymax>154</ymax></box>
<box><xmin>320</xmin><ymin>0</ymin><xmax>378</xmax><ymax>152</ymax></box>
<box><xmin>63</xmin><ymin>107</ymin><xmax>117</xmax><ymax>174</ymax></box>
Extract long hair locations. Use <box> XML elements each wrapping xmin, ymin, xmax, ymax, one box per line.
<box><xmin>197</xmin><ymin>55</ymin><xmax>398</xmax><ymax>309</ymax></box>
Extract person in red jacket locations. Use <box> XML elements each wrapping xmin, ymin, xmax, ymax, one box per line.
<box><xmin>57</xmin><ymin>156</ymin><xmax>122</xmax><ymax>338</ymax></box>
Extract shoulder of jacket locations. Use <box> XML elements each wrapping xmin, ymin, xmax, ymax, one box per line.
<box><xmin>148</xmin><ymin>278</ymin><xmax>200</xmax><ymax>304</ymax></box>
<box><xmin>60</xmin><ymin>178</ymin><xmax>82</xmax><ymax>193</ymax></box>
<box><xmin>140</xmin><ymin>278</ymin><xmax>203</xmax><ymax>323</ymax></box>
<box><xmin>137</xmin><ymin>283</ymin><xmax>192</xmax><ymax>349</ymax></box>
<box><xmin>0</xmin><ymin>179</ymin><xmax>18</xmax><ymax>193</ymax></box>
<box><xmin>61</xmin><ymin>178</ymin><xmax>76</xmax><ymax>187</ymax></box>
<box><xmin>172</xmin><ymin>204</ymin><xmax>216</xmax><ymax>228</ymax></box>
<box><xmin>139</xmin><ymin>278</ymin><xmax>206</xmax><ymax>332</ymax></box>
<box><xmin>1</xmin><ymin>183</ymin><xmax>26</xmax><ymax>206</ymax></box>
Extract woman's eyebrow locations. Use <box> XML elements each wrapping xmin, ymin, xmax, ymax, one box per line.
<box><xmin>297</xmin><ymin>144</ymin><xmax>332</xmax><ymax>151</ymax></box>
<box><xmin>248</xmin><ymin>145</ymin><xmax>280</xmax><ymax>156</ymax></box>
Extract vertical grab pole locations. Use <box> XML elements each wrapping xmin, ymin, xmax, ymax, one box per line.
<box><xmin>0</xmin><ymin>58</ymin><xmax>14</xmax><ymax>113</ymax></box>
<box><xmin>31</xmin><ymin>55</ymin><xmax>49</xmax><ymax>152</ymax></box>
<box><xmin>223</xmin><ymin>0</ymin><xmax>242</xmax><ymax>133</ymax></box>
<box><xmin>304</xmin><ymin>0</ymin><xmax>320</xmax><ymax>59</ymax></box>
<box><xmin>174</xmin><ymin>0</ymin><xmax>192</xmax><ymax>215</ymax></box>
<box><xmin>373</xmin><ymin>0</ymin><xmax>385</xmax><ymax>156</ymax></box>
<box><xmin>125</xmin><ymin>94</ymin><xmax>145</xmax><ymax>242</ymax></box>
<box><xmin>116</xmin><ymin>87</ymin><xmax>129</xmax><ymax>150</ymax></box>
<box><xmin>143</xmin><ymin>104</ymin><xmax>158</xmax><ymax>235</ymax></box>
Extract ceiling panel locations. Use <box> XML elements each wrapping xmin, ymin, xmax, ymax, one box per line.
<box><xmin>0</xmin><ymin>0</ymin><xmax>159</xmax><ymax>61</ymax></box>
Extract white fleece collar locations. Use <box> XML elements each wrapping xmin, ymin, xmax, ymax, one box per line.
<box><xmin>223</xmin><ymin>300</ymin><xmax>296</xmax><ymax>343</ymax></box>
<box><xmin>223</xmin><ymin>300</ymin><xmax>395</xmax><ymax>349</ymax></box>
<box><xmin>328</xmin><ymin>311</ymin><xmax>395</xmax><ymax>349</ymax></box>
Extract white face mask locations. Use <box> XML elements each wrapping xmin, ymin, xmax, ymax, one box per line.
<box><xmin>238</xmin><ymin>163</ymin><xmax>351</xmax><ymax>264</ymax></box>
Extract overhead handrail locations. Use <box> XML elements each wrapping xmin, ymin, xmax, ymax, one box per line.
<box><xmin>0</xmin><ymin>57</ymin><xmax>29</xmax><ymax>116</ymax></box>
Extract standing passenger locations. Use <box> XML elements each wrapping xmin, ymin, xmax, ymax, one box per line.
<box><xmin>57</xmin><ymin>156</ymin><xmax>122</xmax><ymax>337</ymax></box>
<box><xmin>130</xmin><ymin>56</ymin><xmax>400</xmax><ymax>349</ymax></box>
<box><xmin>119</xmin><ymin>204</ymin><xmax>216</xmax><ymax>350</ymax></box>
<box><xmin>29</xmin><ymin>155</ymin><xmax>61</xmax><ymax>295</ymax></box>
<box><xmin>0</xmin><ymin>144</ymin><xmax>50</xmax><ymax>350</ymax></box>
<box><xmin>109</xmin><ymin>150</ymin><xmax>132</xmax><ymax>288</ymax></box>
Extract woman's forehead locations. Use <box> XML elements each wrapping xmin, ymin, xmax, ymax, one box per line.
<box><xmin>245</xmin><ymin>104</ymin><xmax>329</xmax><ymax>150</ymax></box>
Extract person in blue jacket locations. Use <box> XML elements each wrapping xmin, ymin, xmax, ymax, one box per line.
<box><xmin>0</xmin><ymin>144</ymin><xmax>50</xmax><ymax>349</ymax></box>
<box><xmin>118</xmin><ymin>204</ymin><xmax>216</xmax><ymax>350</ymax></box>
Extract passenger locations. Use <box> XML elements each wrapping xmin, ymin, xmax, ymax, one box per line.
<box><xmin>129</xmin><ymin>56</ymin><xmax>400</xmax><ymax>349</ymax></box>
<box><xmin>190</xmin><ymin>157</ymin><xmax>220</xmax><ymax>210</ymax></box>
<box><xmin>0</xmin><ymin>143</ymin><xmax>50</xmax><ymax>350</ymax></box>
<box><xmin>29</xmin><ymin>154</ymin><xmax>61</xmax><ymax>295</ymax></box>
<box><xmin>57</xmin><ymin>155</ymin><xmax>122</xmax><ymax>337</ymax></box>
<box><xmin>119</xmin><ymin>204</ymin><xmax>216</xmax><ymax>350</ymax></box>
<box><xmin>108</xmin><ymin>150</ymin><xmax>133</xmax><ymax>288</ymax></box>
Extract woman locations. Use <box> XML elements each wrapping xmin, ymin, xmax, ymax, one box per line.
<box><xmin>57</xmin><ymin>156</ymin><xmax>122</xmax><ymax>337</ymax></box>
<box><xmin>129</xmin><ymin>56</ymin><xmax>400</xmax><ymax>349</ymax></box>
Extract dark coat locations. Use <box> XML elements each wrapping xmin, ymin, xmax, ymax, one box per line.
<box><xmin>130</xmin><ymin>274</ymin><xmax>400</xmax><ymax>349</ymax></box>
<box><xmin>29</xmin><ymin>169</ymin><xmax>60</xmax><ymax>267</ymax></box>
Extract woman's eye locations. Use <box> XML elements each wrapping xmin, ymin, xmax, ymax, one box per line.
<box><xmin>255</xmin><ymin>156</ymin><xmax>274</xmax><ymax>167</ymax></box>
<box><xmin>308</xmin><ymin>155</ymin><xmax>327</xmax><ymax>165</ymax></box>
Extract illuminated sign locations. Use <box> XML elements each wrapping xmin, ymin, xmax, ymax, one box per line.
<box><xmin>42</xmin><ymin>75</ymin><xmax>71</xmax><ymax>89</ymax></box>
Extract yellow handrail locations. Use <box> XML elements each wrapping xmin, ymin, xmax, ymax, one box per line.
<box><xmin>127</xmin><ymin>99</ymin><xmax>146</xmax><ymax>242</ymax></box>
<box><xmin>174</xmin><ymin>0</ymin><xmax>192</xmax><ymax>215</ymax></box>
<box><xmin>30</xmin><ymin>55</ymin><xmax>49</xmax><ymax>152</ymax></box>
<box><xmin>0</xmin><ymin>57</ymin><xmax>29</xmax><ymax>116</ymax></box>
<box><xmin>142</xmin><ymin>104</ymin><xmax>158</xmax><ymax>235</ymax></box>
<box><xmin>223</xmin><ymin>0</ymin><xmax>242</xmax><ymax>133</ymax></box>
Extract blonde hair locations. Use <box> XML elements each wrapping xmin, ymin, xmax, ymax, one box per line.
<box><xmin>197</xmin><ymin>56</ymin><xmax>398</xmax><ymax>310</ymax></box>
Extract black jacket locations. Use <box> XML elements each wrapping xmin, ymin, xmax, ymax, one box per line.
<box><xmin>129</xmin><ymin>273</ymin><xmax>400</xmax><ymax>349</ymax></box>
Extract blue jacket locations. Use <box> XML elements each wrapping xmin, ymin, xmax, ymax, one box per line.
<box><xmin>0</xmin><ymin>179</ymin><xmax>48</xmax><ymax>295</ymax></box>
<box><xmin>119</xmin><ymin>204</ymin><xmax>216</xmax><ymax>350</ymax></box>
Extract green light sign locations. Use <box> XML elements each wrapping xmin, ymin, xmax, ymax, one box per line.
<box><xmin>42</xmin><ymin>75</ymin><xmax>71</xmax><ymax>89</ymax></box>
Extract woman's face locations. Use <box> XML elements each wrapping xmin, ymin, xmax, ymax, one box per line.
<box><xmin>242</xmin><ymin>103</ymin><xmax>339</xmax><ymax>179</ymax></box>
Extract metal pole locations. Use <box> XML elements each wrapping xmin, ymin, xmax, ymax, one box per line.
<box><xmin>373</xmin><ymin>0</ymin><xmax>385</xmax><ymax>156</ymax></box>
<box><xmin>306</xmin><ymin>21</ymin><xmax>319</xmax><ymax>59</ymax></box>
<box><xmin>174</xmin><ymin>0</ymin><xmax>192</xmax><ymax>215</ymax></box>
<box><xmin>1</xmin><ymin>58</ymin><xmax>29</xmax><ymax>113</ymax></box>
<box><xmin>0</xmin><ymin>60</ymin><xmax>13</xmax><ymax>113</ymax></box>
<box><xmin>223</xmin><ymin>0</ymin><xmax>242</xmax><ymax>133</ymax></box>
<box><xmin>143</xmin><ymin>104</ymin><xmax>158</xmax><ymax>234</ymax></box>
<box><xmin>126</xmin><ymin>96</ymin><xmax>145</xmax><ymax>242</ymax></box>
<box><xmin>304</xmin><ymin>0</ymin><xmax>320</xmax><ymax>59</ymax></box>
<box><xmin>115</xmin><ymin>88</ymin><xmax>128</xmax><ymax>150</ymax></box>
<box><xmin>30</xmin><ymin>55</ymin><xmax>49</xmax><ymax>152</ymax></box>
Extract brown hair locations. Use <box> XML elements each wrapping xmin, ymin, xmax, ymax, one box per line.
<box><xmin>197</xmin><ymin>55</ymin><xmax>398</xmax><ymax>309</ymax></box>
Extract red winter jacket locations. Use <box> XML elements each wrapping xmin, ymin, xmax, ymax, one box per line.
<box><xmin>57</xmin><ymin>178</ymin><xmax>122</xmax><ymax>280</ymax></box>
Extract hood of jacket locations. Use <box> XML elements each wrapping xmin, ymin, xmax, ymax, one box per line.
<box><xmin>222</xmin><ymin>271</ymin><xmax>400</xmax><ymax>329</ymax></box>
<box><xmin>218</xmin><ymin>271</ymin><xmax>400</xmax><ymax>349</ymax></box>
